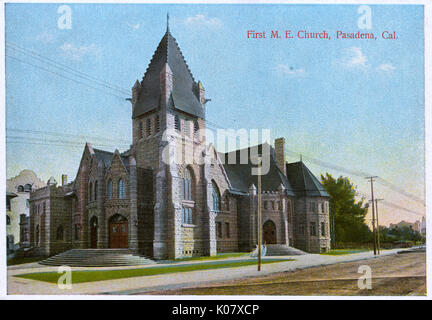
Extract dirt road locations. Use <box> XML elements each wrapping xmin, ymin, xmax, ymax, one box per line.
<box><xmin>144</xmin><ymin>251</ymin><xmax>426</xmax><ymax>296</ymax></box>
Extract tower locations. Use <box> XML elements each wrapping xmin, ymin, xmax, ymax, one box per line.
<box><xmin>130</xmin><ymin>21</ymin><xmax>210</xmax><ymax>259</ymax></box>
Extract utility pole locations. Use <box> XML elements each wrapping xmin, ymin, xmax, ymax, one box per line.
<box><xmin>375</xmin><ymin>199</ymin><xmax>384</xmax><ymax>255</ymax></box>
<box><xmin>366</xmin><ymin>176</ymin><xmax>378</xmax><ymax>255</ymax></box>
<box><xmin>257</xmin><ymin>156</ymin><xmax>262</xmax><ymax>271</ymax></box>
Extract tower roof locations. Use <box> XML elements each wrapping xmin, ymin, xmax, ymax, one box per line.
<box><xmin>133</xmin><ymin>28</ymin><xmax>204</xmax><ymax>119</ymax></box>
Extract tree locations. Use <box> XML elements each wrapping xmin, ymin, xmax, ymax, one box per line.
<box><xmin>321</xmin><ymin>173</ymin><xmax>372</xmax><ymax>243</ymax></box>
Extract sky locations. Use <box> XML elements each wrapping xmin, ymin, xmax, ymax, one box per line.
<box><xmin>4</xmin><ymin>3</ymin><xmax>425</xmax><ymax>226</ymax></box>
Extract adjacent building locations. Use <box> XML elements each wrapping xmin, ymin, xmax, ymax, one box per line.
<box><xmin>6</xmin><ymin>170</ymin><xmax>46</xmax><ymax>253</ymax></box>
<box><xmin>29</xmin><ymin>23</ymin><xmax>331</xmax><ymax>259</ymax></box>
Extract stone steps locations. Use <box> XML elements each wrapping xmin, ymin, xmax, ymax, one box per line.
<box><xmin>39</xmin><ymin>249</ymin><xmax>155</xmax><ymax>267</ymax></box>
<box><xmin>265</xmin><ymin>244</ymin><xmax>307</xmax><ymax>256</ymax></box>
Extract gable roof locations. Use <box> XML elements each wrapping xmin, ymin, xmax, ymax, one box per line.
<box><xmin>286</xmin><ymin>161</ymin><xmax>329</xmax><ymax>197</ymax></box>
<box><xmin>221</xmin><ymin>143</ymin><xmax>295</xmax><ymax>196</ymax></box>
<box><xmin>133</xmin><ymin>30</ymin><xmax>204</xmax><ymax>119</ymax></box>
<box><xmin>93</xmin><ymin>148</ymin><xmax>130</xmax><ymax>173</ymax></box>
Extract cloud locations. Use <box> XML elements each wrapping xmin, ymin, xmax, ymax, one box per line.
<box><xmin>340</xmin><ymin>47</ymin><xmax>368</xmax><ymax>68</ymax></box>
<box><xmin>185</xmin><ymin>14</ymin><xmax>222</xmax><ymax>28</ymax></box>
<box><xmin>60</xmin><ymin>43</ymin><xmax>102</xmax><ymax>60</ymax></box>
<box><xmin>275</xmin><ymin>64</ymin><xmax>306</xmax><ymax>76</ymax></box>
<box><xmin>127</xmin><ymin>22</ymin><xmax>140</xmax><ymax>31</ymax></box>
<box><xmin>378</xmin><ymin>63</ymin><xmax>396</xmax><ymax>71</ymax></box>
<box><xmin>36</xmin><ymin>31</ymin><xmax>55</xmax><ymax>43</ymax></box>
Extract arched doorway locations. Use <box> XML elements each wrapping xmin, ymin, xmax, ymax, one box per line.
<box><xmin>263</xmin><ymin>220</ymin><xmax>277</xmax><ymax>244</ymax></box>
<box><xmin>108</xmin><ymin>214</ymin><xmax>128</xmax><ymax>248</ymax></box>
<box><xmin>90</xmin><ymin>216</ymin><xmax>98</xmax><ymax>248</ymax></box>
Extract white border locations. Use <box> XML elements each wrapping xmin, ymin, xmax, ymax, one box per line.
<box><xmin>0</xmin><ymin>0</ymin><xmax>430</xmax><ymax>300</ymax></box>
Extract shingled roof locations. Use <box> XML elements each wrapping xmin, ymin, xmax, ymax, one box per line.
<box><xmin>286</xmin><ymin>161</ymin><xmax>329</xmax><ymax>197</ymax></box>
<box><xmin>221</xmin><ymin>143</ymin><xmax>295</xmax><ymax>196</ymax></box>
<box><xmin>133</xmin><ymin>28</ymin><xmax>204</xmax><ymax>119</ymax></box>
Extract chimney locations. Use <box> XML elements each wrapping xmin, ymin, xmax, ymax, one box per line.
<box><xmin>274</xmin><ymin>137</ymin><xmax>286</xmax><ymax>176</ymax></box>
<box><xmin>62</xmin><ymin>174</ymin><xmax>67</xmax><ymax>186</ymax></box>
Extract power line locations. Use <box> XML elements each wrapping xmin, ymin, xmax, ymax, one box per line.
<box><xmin>6</xmin><ymin>42</ymin><xmax>131</xmax><ymax>95</ymax></box>
<box><xmin>6</xmin><ymin>54</ymin><xmax>127</xmax><ymax>100</ymax></box>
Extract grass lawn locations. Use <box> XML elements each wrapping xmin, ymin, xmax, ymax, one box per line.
<box><xmin>321</xmin><ymin>249</ymin><xmax>370</xmax><ymax>256</ymax></box>
<box><xmin>172</xmin><ymin>252</ymin><xmax>250</xmax><ymax>262</ymax></box>
<box><xmin>15</xmin><ymin>258</ymin><xmax>292</xmax><ymax>284</ymax></box>
<box><xmin>7</xmin><ymin>257</ymin><xmax>43</xmax><ymax>266</ymax></box>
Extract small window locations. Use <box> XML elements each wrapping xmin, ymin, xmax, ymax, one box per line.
<box><xmin>155</xmin><ymin>114</ymin><xmax>160</xmax><ymax>133</ymax></box>
<box><xmin>146</xmin><ymin>118</ymin><xmax>152</xmax><ymax>137</ymax></box>
<box><xmin>56</xmin><ymin>226</ymin><xmax>64</xmax><ymax>241</ymax></box>
<box><xmin>139</xmin><ymin>121</ymin><xmax>144</xmax><ymax>139</ymax></box>
<box><xmin>310</xmin><ymin>222</ymin><xmax>317</xmax><ymax>236</ymax></box>
<box><xmin>74</xmin><ymin>224</ymin><xmax>80</xmax><ymax>240</ymax></box>
<box><xmin>118</xmin><ymin>179</ymin><xmax>125</xmax><ymax>199</ymax></box>
<box><xmin>182</xmin><ymin>207</ymin><xmax>193</xmax><ymax>224</ymax></box>
<box><xmin>175</xmin><ymin>115</ymin><xmax>181</xmax><ymax>131</ymax></box>
<box><xmin>271</xmin><ymin>201</ymin><xmax>275</xmax><ymax>210</ymax></box>
<box><xmin>6</xmin><ymin>215</ymin><xmax>11</xmax><ymax>225</ymax></box>
<box><xmin>24</xmin><ymin>184</ymin><xmax>32</xmax><ymax>192</ymax></box>
<box><xmin>216</xmin><ymin>222</ymin><xmax>222</xmax><ymax>238</ymax></box>
<box><xmin>107</xmin><ymin>180</ymin><xmax>113</xmax><ymax>200</ymax></box>
<box><xmin>194</xmin><ymin>120</ymin><xmax>199</xmax><ymax>137</ymax></box>
<box><xmin>17</xmin><ymin>185</ymin><xmax>24</xmax><ymax>192</ymax></box>
<box><xmin>321</xmin><ymin>222</ymin><xmax>326</xmax><ymax>236</ymax></box>
<box><xmin>264</xmin><ymin>201</ymin><xmax>268</xmax><ymax>210</ymax></box>
<box><xmin>299</xmin><ymin>224</ymin><xmax>305</xmax><ymax>235</ymax></box>
<box><xmin>184</xmin><ymin>120</ymin><xmax>190</xmax><ymax>137</ymax></box>
<box><xmin>225</xmin><ymin>222</ymin><xmax>230</xmax><ymax>238</ymax></box>
<box><xmin>89</xmin><ymin>182</ymin><xmax>93</xmax><ymax>202</ymax></box>
<box><xmin>94</xmin><ymin>181</ymin><xmax>98</xmax><ymax>201</ymax></box>
<box><xmin>225</xmin><ymin>194</ymin><xmax>230</xmax><ymax>211</ymax></box>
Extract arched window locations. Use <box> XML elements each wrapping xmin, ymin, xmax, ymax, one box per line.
<box><xmin>118</xmin><ymin>179</ymin><xmax>125</xmax><ymax>199</ymax></box>
<box><xmin>6</xmin><ymin>216</ymin><xmax>11</xmax><ymax>225</ymax></box>
<box><xmin>212</xmin><ymin>181</ymin><xmax>221</xmax><ymax>212</ymax></box>
<box><xmin>181</xmin><ymin>168</ymin><xmax>193</xmax><ymax>201</ymax></box>
<box><xmin>94</xmin><ymin>181</ymin><xmax>98</xmax><ymax>201</ymax></box>
<box><xmin>17</xmin><ymin>185</ymin><xmax>24</xmax><ymax>192</ymax></box>
<box><xmin>107</xmin><ymin>179</ymin><xmax>113</xmax><ymax>200</ymax></box>
<box><xmin>175</xmin><ymin>115</ymin><xmax>181</xmax><ymax>131</ymax></box>
<box><xmin>24</xmin><ymin>184</ymin><xmax>32</xmax><ymax>192</ymax></box>
<box><xmin>56</xmin><ymin>226</ymin><xmax>64</xmax><ymax>241</ymax></box>
<box><xmin>89</xmin><ymin>182</ymin><xmax>93</xmax><ymax>202</ymax></box>
<box><xmin>181</xmin><ymin>168</ymin><xmax>193</xmax><ymax>224</ymax></box>
<box><xmin>184</xmin><ymin>120</ymin><xmax>190</xmax><ymax>137</ymax></box>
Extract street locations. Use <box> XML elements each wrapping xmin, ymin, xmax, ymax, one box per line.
<box><xmin>143</xmin><ymin>250</ymin><xmax>426</xmax><ymax>296</ymax></box>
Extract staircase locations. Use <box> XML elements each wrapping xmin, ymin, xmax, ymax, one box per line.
<box><xmin>265</xmin><ymin>244</ymin><xmax>307</xmax><ymax>256</ymax></box>
<box><xmin>39</xmin><ymin>249</ymin><xmax>155</xmax><ymax>267</ymax></box>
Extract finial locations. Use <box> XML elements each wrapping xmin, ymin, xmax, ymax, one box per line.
<box><xmin>167</xmin><ymin>12</ymin><xmax>170</xmax><ymax>32</ymax></box>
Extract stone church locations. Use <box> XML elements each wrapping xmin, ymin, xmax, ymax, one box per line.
<box><xmin>29</xmin><ymin>22</ymin><xmax>330</xmax><ymax>260</ymax></box>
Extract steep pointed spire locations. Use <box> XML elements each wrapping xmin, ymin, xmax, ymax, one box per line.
<box><xmin>166</xmin><ymin>12</ymin><xmax>170</xmax><ymax>32</ymax></box>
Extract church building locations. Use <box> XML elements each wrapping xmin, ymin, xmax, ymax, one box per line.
<box><xmin>29</xmin><ymin>21</ymin><xmax>330</xmax><ymax>259</ymax></box>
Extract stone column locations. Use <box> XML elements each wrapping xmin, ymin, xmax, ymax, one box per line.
<box><xmin>97</xmin><ymin>161</ymin><xmax>107</xmax><ymax>248</ymax></box>
<box><xmin>129</xmin><ymin>157</ymin><xmax>139</xmax><ymax>251</ymax></box>
<box><xmin>201</xmin><ymin>149</ymin><xmax>216</xmax><ymax>257</ymax></box>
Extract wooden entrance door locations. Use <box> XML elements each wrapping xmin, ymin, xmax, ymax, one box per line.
<box><xmin>90</xmin><ymin>216</ymin><xmax>98</xmax><ymax>248</ymax></box>
<box><xmin>109</xmin><ymin>214</ymin><xmax>128</xmax><ymax>248</ymax></box>
<box><xmin>263</xmin><ymin>220</ymin><xmax>277</xmax><ymax>244</ymax></box>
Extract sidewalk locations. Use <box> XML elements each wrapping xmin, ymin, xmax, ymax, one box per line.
<box><xmin>7</xmin><ymin>248</ymin><xmax>411</xmax><ymax>295</ymax></box>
